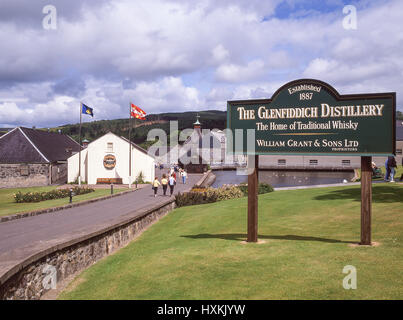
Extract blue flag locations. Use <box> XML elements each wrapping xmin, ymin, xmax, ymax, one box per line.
<box><xmin>81</xmin><ymin>103</ymin><xmax>94</xmax><ymax>117</ymax></box>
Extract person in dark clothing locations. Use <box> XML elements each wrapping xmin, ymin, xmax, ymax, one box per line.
<box><xmin>388</xmin><ymin>156</ymin><xmax>397</xmax><ymax>182</ymax></box>
<box><xmin>384</xmin><ymin>157</ymin><xmax>390</xmax><ymax>181</ymax></box>
<box><xmin>161</xmin><ymin>174</ymin><xmax>168</xmax><ymax>196</ymax></box>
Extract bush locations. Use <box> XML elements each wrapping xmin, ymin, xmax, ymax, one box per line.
<box><xmin>175</xmin><ymin>191</ymin><xmax>216</xmax><ymax>207</ymax></box>
<box><xmin>237</xmin><ymin>182</ymin><xmax>274</xmax><ymax>196</ymax></box>
<box><xmin>207</xmin><ymin>186</ymin><xmax>244</xmax><ymax>201</ymax></box>
<box><xmin>135</xmin><ymin>171</ymin><xmax>146</xmax><ymax>184</ymax></box>
<box><xmin>237</xmin><ymin>184</ymin><xmax>248</xmax><ymax>195</ymax></box>
<box><xmin>14</xmin><ymin>187</ymin><xmax>95</xmax><ymax>203</ymax></box>
<box><xmin>258</xmin><ymin>182</ymin><xmax>275</xmax><ymax>194</ymax></box>
<box><xmin>175</xmin><ymin>186</ymin><xmax>243</xmax><ymax>207</ymax></box>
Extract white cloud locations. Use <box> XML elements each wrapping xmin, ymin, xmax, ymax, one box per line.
<box><xmin>131</xmin><ymin>77</ymin><xmax>202</xmax><ymax>112</ymax></box>
<box><xmin>215</xmin><ymin>60</ymin><xmax>267</xmax><ymax>83</ymax></box>
<box><xmin>211</xmin><ymin>44</ymin><xmax>229</xmax><ymax>64</ymax></box>
<box><xmin>0</xmin><ymin>96</ymin><xmax>77</xmax><ymax>127</ymax></box>
<box><xmin>303</xmin><ymin>58</ymin><xmax>339</xmax><ymax>77</ymax></box>
<box><xmin>232</xmin><ymin>81</ymin><xmax>285</xmax><ymax>100</ymax></box>
<box><xmin>0</xmin><ymin>0</ymin><xmax>403</xmax><ymax>128</ymax></box>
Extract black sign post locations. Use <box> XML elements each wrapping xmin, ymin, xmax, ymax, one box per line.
<box><xmin>228</xmin><ymin>79</ymin><xmax>396</xmax><ymax>244</ymax></box>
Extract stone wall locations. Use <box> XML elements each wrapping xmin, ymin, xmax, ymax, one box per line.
<box><xmin>0</xmin><ymin>200</ymin><xmax>175</xmax><ymax>300</ymax></box>
<box><xmin>50</xmin><ymin>163</ymin><xmax>67</xmax><ymax>184</ymax></box>
<box><xmin>0</xmin><ymin>163</ymin><xmax>50</xmax><ymax>188</ymax></box>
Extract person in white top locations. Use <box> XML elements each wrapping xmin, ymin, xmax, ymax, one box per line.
<box><xmin>168</xmin><ymin>174</ymin><xmax>176</xmax><ymax>196</ymax></box>
<box><xmin>181</xmin><ymin>170</ymin><xmax>187</xmax><ymax>184</ymax></box>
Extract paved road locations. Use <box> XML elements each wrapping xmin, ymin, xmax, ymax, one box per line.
<box><xmin>0</xmin><ymin>173</ymin><xmax>201</xmax><ymax>278</ymax></box>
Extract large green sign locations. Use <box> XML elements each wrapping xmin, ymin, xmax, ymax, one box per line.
<box><xmin>227</xmin><ymin>79</ymin><xmax>396</xmax><ymax>156</ymax></box>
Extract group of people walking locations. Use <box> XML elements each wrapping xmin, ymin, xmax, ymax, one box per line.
<box><xmin>152</xmin><ymin>168</ymin><xmax>188</xmax><ymax>197</ymax></box>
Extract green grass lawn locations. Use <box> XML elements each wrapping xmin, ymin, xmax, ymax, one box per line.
<box><xmin>0</xmin><ymin>186</ymin><xmax>126</xmax><ymax>217</ymax></box>
<box><xmin>60</xmin><ymin>183</ymin><xmax>403</xmax><ymax>300</ymax></box>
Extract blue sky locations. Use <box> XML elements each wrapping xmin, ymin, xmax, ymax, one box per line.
<box><xmin>0</xmin><ymin>0</ymin><xmax>402</xmax><ymax>127</ymax></box>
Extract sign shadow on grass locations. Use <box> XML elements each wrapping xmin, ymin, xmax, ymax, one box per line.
<box><xmin>181</xmin><ymin>233</ymin><xmax>356</xmax><ymax>244</ymax></box>
<box><xmin>313</xmin><ymin>185</ymin><xmax>403</xmax><ymax>203</ymax></box>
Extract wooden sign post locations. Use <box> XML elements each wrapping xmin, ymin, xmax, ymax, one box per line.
<box><xmin>248</xmin><ymin>155</ymin><xmax>374</xmax><ymax>245</ymax></box>
<box><xmin>360</xmin><ymin>156</ymin><xmax>372</xmax><ymax>245</ymax></box>
<box><xmin>247</xmin><ymin>155</ymin><xmax>259</xmax><ymax>242</ymax></box>
<box><xmin>227</xmin><ymin>79</ymin><xmax>396</xmax><ymax>246</ymax></box>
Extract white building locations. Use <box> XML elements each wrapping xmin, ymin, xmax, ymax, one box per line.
<box><xmin>152</xmin><ymin>116</ymin><xmax>247</xmax><ymax>168</ymax></box>
<box><xmin>68</xmin><ymin>132</ymin><xmax>155</xmax><ymax>184</ymax></box>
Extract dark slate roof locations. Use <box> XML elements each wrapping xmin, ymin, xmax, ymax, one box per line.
<box><xmin>0</xmin><ymin>128</ymin><xmax>45</xmax><ymax>163</ymax></box>
<box><xmin>0</xmin><ymin>127</ymin><xmax>81</xmax><ymax>163</ymax></box>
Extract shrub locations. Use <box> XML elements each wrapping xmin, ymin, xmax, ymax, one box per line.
<box><xmin>14</xmin><ymin>187</ymin><xmax>95</xmax><ymax>203</ymax></box>
<box><xmin>175</xmin><ymin>186</ymin><xmax>243</xmax><ymax>207</ymax></box>
<box><xmin>207</xmin><ymin>186</ymin><xmax>244</xmax><ymax>201</ymax></box>
<box><xmin>175</xmin><ymin>191</ymin><xmax>216</xmax><ymax>207</ymax></box>
<box><xmin>237</xmin><ymin>184</ymin><xmax>248</xmax><ymax>195</ymax></box>
<box><xmin>238</xmin><ymin>182</ymin><xmax>274</xmax><ymax>196</ymax></box>
<box><xmin>136</xmin><ymin>171</ymin><xmax>146</xmax><ymax>184</ymax></box>
<box><xmin>258</xmin><ymin>183</ymin><xmax>274</xmax><ymax>194</ymax></box>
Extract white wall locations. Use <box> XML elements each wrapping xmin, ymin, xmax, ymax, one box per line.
<box><xmin>67</xmin><ymin>150</ymin><xmax>87</xmax><ymax>183</ymax></box>
<box><xmin>67</xmin><ymin>132</ymin><xmax>155</xmax><ymax>184</ymax></box>
<box><xmin>132</xmin><ymin>145</ymin><xmax>155</xmax><ymax>183</ymax></box>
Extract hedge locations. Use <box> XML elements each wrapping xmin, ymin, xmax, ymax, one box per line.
<box><xmin>175</xmin><ymin>183</ymin><xmax>274</xmax><ymax>208</ymax></box>
<box><xmin>175</xmin><ymin>186</ymin><xmax>244</xmax><ymax>207</ymax></box>
<box><xmin>237</xmin><ymin>182</ymin><xmax>274</xmax><ymax>195</ymax></box>
<box><xmin>14</xmin><ymin>187</ymin><xmax>95</xmax><ymax>203</ymax></box>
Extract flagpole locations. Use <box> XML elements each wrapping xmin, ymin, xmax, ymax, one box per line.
<box><xmin>133</xmin><ymin>112</ymin><xmax>137</xmax><ymax>185</ymax></box>
<box><xmin>133</xmin><ymin>116</ymin><xmax>136</xmax><ymax>167</ymax></box>
<box><xmin>78</xmin><ymin>102</ymin><xmax>82</xmax><ymax>186</ymax></box>
<box><xmin>129</xmin><ymin>102</ymin><xmax>132</xmax><ymax>188</ymax></box>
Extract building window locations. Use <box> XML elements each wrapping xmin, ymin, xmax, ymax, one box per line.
<box><xmin>309</xmin><ymin>159</ymin><xmax>318</xmax><ymax>166</ymax></box>
<box><xmin>107</xmin><ymin>142</ymin><xmax>113</xmax><ymax>152</ymax></box>
<box><xmin>397</xmin><ymin>149</ymin><xmax>402</xmax><ymax>155</ymax></box>
<box><xmin>278</xmin><ymin>159</ymin><xmax>286</xmax><ymax>166</ymax></box>
<box><xmin>342</xmin><ymin>160</ymin><xmax>351</xmax><ymax>166</ymax></box>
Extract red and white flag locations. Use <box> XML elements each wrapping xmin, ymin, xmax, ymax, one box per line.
<box><xmin>130</xmin><ymin>103</ymin><xmax>146</xmax><ymax>120</ymax></box>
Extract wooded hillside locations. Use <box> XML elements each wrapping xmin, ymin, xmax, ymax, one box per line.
<box><xmin>54</xmin><ymin>110</ymin><xmax>227</xmax><ymax>149</ymax></box>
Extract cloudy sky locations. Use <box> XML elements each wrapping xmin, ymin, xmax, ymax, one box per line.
<box><xmin>0</xmin><ymin>0</ymin><xmax>402</xmax><ymax>127</ymax></box>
